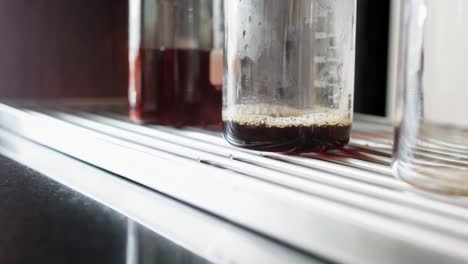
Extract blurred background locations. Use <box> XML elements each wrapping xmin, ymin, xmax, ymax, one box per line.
<box><xmin>0</xmin><ymin>0</ymin><xmax>127</xmax><ymax>99</ymax></box>
<box><xmin>0</xmin><ymin>0</ymin><xmax>390</xmax><ymax>115</ymax></box>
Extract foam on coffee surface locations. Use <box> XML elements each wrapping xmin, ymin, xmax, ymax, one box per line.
<box><xmin>223</xmin><ymin>104</ymin><xmax>352</xmax><ymax>128</ymax></box>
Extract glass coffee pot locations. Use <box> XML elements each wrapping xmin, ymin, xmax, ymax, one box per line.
<box><xmin>223</xmin><ymin>0</ymin><xmax>357</xmax><ymax>152</ymax></box>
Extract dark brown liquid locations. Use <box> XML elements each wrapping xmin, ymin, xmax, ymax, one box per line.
<box><xmin>129</xmin><ymin>48</ymin><xmax>222</xmax><ymax>127</ymax></box>
<box><xmin>224</xmin><ymin>121</ymin><xmax>351</xmax><ymax>153</ymax></box>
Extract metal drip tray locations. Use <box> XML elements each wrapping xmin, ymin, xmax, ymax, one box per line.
<box><xmin>0</xmin><ymin>99</ymin><xmax>467</xmax><ymax>264</ymax></box>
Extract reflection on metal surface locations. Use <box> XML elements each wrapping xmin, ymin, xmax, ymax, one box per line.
<box><xmin>0</xmin><ymin>101</ymin><xmax>468</xmax><ymax>264</ymax></box>
<box><xmin>126</xmin><ymin>220</ymin><xmax>139</xmax><ymax>264</ymax></box>
<box><xmin>126</xmin><ymin>220</ymin><xmax>210</xmax><ymax>264</ymax></box>
<box><xmin>0</xmin><ymin>128</ymin><xmax>317</xmax><ymax>264</ymax></box>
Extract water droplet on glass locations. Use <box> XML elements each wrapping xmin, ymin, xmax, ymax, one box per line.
<box><xmin>248</xmin><ymin>16</ymin><xmax>252</xmax><ymax>23</ymax></box>
<box><xmin>242</xmin><ymin>30</ymin><xmax>246</xmax><ymax>38</ymax></box>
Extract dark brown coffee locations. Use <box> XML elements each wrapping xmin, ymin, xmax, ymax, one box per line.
<box><xmin>129</xmin><ymin>48</ymin><xmax>222</xmax><ymax>127</ymax></box>
<box><xmin>223</xmin><ymin>106</ymin><xmax>351</xmax><ymax>152</ymax></box>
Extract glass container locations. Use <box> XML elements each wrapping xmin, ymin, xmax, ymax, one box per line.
<box><xmin>223</xmin><ymin>0</ymin><xmax>356</xmax><ymax>152</ymax></box>
<box><xmin>128</xmin><ymin>0</ymin><xmax>224</xmax><ymax>126</ymax></box>
<box><xmin>394</xmin><ymin>0</ymin><xmax>468</xmax><ymax>195</ymax></box>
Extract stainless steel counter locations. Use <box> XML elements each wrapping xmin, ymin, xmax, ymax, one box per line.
<box><xmin>0</xmin><ymin>99</ymin><xmax>467</xmax><ymax>264</ymax></box>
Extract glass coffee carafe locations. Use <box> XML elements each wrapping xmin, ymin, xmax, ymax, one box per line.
<box><xmin>128</xmin><ymin>0</ymin><xmax>224</xmax><ymax>126</ymax></box>
<box><xmin>223</xmin><ymin>0</ymin><xmax>357</xmax><ymax>152</ymax></box>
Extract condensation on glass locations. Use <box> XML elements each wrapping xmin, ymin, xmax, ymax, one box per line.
<box><xmin>394</xmin><ymin>0</ymin><xmax>468</xmax><ymax>195</ymax></box>
<box><xmin>223</xmin><ymin>0</ymin><xmax>356</xmax><ymax>152</ymax></box>
<box><xmin>128</xmin><ymin>0</ymin><xmax>224</xmax><ymax>126</ymax></box>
